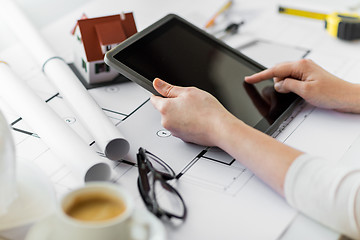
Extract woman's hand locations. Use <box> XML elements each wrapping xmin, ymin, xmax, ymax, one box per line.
<box><xmin>150</xmin><ymin>78</ymin><xmax>238</xmax><ymax>147</ymax></box>
<box><xmin>245</xmin><ymin>59</ymin><xmax>360</xmax><ymax>113</ymax></box>
<box><xmin>150</xmin><ymin>78</ymin><xmax>302</xmax><ymax>195</ymax></box>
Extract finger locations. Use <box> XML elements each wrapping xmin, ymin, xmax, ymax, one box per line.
<box><xmin>274</xmin><ymin>78</ymin><xmax>305</xmax><ymax>96</ymax></box>
<box><xmin>153</xmin><ymin>78</ymin><xmax>183</xmax><ymax>98</ymax></box>
<box><xmin>273</xmin><ymin>77</ymin><xmax>284</xmax><ymax>84</ymax></box>
<box><xmin>150</xmin><ymin>94</ymin><xmax>165</xmax><ymax>111</ymax></box>
<box><xmin>245</xmin><ymin>62</ymin><xmax>301</xmax><ymax>84</ymax></box>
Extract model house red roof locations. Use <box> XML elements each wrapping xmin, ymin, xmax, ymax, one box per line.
<box><xmin>73</xmin><ymin>13</ymin><xmax>137</xmax><ymax>62</ymax></box>
<box><xmin>95</xmin><ymin>21</ymin><xmax>126</xmax><ymax>46</ymax></box>
<box><xmin>70</xmin><ymin>13</ymin><xmax>88</xmax><ymax>35</ymax></box>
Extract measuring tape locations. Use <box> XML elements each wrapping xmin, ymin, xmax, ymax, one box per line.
<box><xmin>279</xmin><ymin>6</ymin><xmax>360</xmax><ymax>41</ymax></box>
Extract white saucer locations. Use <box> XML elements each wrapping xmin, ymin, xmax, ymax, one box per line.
<box><xmin>0</xmin><ymin>159</ymin><xmax>55</xmax><ymax>231</ymax></box>
<box><xmin>25</xmin><ymin>208</ymin><xmax>166</xmax><ymax>240</ymax></box>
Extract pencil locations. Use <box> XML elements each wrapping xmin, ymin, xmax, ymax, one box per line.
<box><xmin>205</xmin><ymin>0</ymin><xmax>233</xmax><ymax>28</ymax></box>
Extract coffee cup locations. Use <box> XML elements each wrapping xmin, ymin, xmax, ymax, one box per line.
<box><xmin>52</xmin><ymin>182</ymin><xmax>152</xmax><ymax>240</ymax></box>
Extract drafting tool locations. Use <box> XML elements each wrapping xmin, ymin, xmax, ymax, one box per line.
<box><xmin>205</xmin><ymin>0</ymin><xmax>233</xmax><ymax>28</ymax></box>
<box><xmin>278</xmin><ymin>6</ymin><xmax>360</xmax><ymax>41</ymax></box>
<box><xmin>213</xmin><ymin>21</ymin><xmax>245</xmax><ymax>39</ymax></box>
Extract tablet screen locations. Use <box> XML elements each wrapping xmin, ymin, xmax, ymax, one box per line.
<box><xmin>112</xmin><ymin>17</ymin><xmax>298</xmax><ymax>131</ymax></box>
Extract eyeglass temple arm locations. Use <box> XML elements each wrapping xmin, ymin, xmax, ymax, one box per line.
<box><xmin>137</xmin><ymin>153</ymin><xmax>151</xmax><ymax>192</ymax></box>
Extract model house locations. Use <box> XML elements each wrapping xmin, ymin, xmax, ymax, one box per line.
<box><xmin>71</xmin><ymin>13</ymin><xmax>137</xmax><ymax>84</ymax></box>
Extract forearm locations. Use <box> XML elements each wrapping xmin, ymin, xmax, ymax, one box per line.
<box><xmin>285</xmin><ymin>154</ymin><xmax>360</xmax><ymax>239</ymax></box>
<box><xmin>212</xmin><ymin>114</ymin><xmax>360</xmax><ymax>238</ymax></box>
<box><xmin>213</xmin><ymin>115</ymin><xmax>302</xmax><ymax>195</ymax></box>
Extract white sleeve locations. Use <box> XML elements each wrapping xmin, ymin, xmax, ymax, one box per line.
<box><xmin>284</xmin><ymin>154</ymin><xmax>360</xmax><ymax>239</ymax></box>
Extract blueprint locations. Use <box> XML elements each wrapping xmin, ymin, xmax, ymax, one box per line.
<box><xmin>1</xmin><ymin>0</ymin><xmax>360</xmax><ymax>239</ymax></box>
<box><xmin>0</xmin><ymin>42</ymin><xmax>296</xmax><ymax>239</ymax></box>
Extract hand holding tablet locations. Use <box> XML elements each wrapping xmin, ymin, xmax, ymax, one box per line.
<box><xmin>105</xmin><ymin>14</ymin><xmax>301</xmax><ymax>135</ymax></box>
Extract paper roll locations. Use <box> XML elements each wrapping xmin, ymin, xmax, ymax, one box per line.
<box><xmin>0</xmin><ymin>103</ymin><xmax>17</xmax><ymax>217</ymax></box>
<box><xmin>0</xmin><ymin>0</ymin><xmax>130</xmax><ymax>160</ymax></box>
<box><xmin>0</xmin><ymin>62</ymin><xmax>112</xmax><ymax>182</ymax></box>
<box><xmin>43</xmin><ymin>58</ymin><xmax>130</xmax><ymax>160</ymax></box>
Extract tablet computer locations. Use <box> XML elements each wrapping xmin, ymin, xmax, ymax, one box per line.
<box><xmin>105</xmin><ymin>14</ymin><xmax>302</xmax><ymax>135</ymax></box>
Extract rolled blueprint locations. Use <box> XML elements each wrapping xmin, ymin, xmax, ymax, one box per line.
<box><xmin>0</xmin><ymin>0</ymin><xmax>129</xmax><ymax>160</ymax></box>
<box><xmin>0</xmin><ymin>62</ymin><xmax>112</xmax><ymax>182</ymax></box>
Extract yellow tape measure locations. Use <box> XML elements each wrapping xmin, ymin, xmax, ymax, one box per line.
<box><xmin>279</xmin><ymin>6</ymin><xmax>360</xmax><ymax>41</ymax></box>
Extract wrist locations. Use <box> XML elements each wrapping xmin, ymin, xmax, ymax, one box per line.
<box><xmin>338</xmin><ymin>83</ymin><xmax>360</xmax><ymax>113</ymax></box>
<box><xmin>211</xmin><ymin>112</ymin><xmax>246</xmax><ymax>150</ymax></box>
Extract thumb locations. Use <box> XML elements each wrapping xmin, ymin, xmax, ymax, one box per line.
<box><xmin>274</xmin><ymin>78</ymin><xmax>305</xmax><ymax>96</ymax></box>
<box><xmin>153</xmin><ymin>78</ymin><xmax>182</xmax><ymax>98</ymax></box>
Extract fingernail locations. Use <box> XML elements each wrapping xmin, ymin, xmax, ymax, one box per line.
<box><xmin>244</xmin><ymin>76</ymin><xmax>252</xmax><ymax>82</ymax></box>
<box><xmin>154</xmin><ymin>78</ymin><xmax>164</xmax><ymax>87</ymax></box>
<box><xmin>274</xmin><ymin>81</ymin><xmax>283</xmax><ymax>90</ymax></box>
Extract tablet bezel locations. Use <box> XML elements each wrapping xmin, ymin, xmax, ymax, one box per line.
<box><xmin>104</xmin><ymin>14</ymin><xmax>302</xmax><ymax>135</ymax></box>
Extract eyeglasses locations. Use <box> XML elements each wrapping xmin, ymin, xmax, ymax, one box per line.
<box><xmin>136</xmin><ymin>148</ymin><xmax>187</xmax><ymax>221</ymax></box>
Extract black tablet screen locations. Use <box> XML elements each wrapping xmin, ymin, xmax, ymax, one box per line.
<box><xmin>114</xmin><ymin>18</ymin><xmax>298</xmax><ymax>130</ymax></box>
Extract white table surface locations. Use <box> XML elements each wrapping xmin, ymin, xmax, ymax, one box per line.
<box><xmin>1</xmin><ymin>0</ymin><xmax>355</xmax><ymax>239</ymax></box>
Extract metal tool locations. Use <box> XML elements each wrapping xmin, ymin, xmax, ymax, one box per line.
<box><xmin>279</xmin><ymin>6</ymin><xmax>360</xmax><ymax>41</ymax></box>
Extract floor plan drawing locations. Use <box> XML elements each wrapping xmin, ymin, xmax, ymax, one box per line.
<box><xmin>2</xmin><ymin>0</ymin><xmax>360</xmax><ymax>238</ymax></box>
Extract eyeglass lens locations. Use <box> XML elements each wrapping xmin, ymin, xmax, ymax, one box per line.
<box><xmin>144</xmin><ymin>151</ymin><xmax>175</xmax><ymax>179</ymax></box>
<box><xmin>148</xmin><ymin>172</ymin><xmax>185</xmax><ymax>218</ymax></box>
